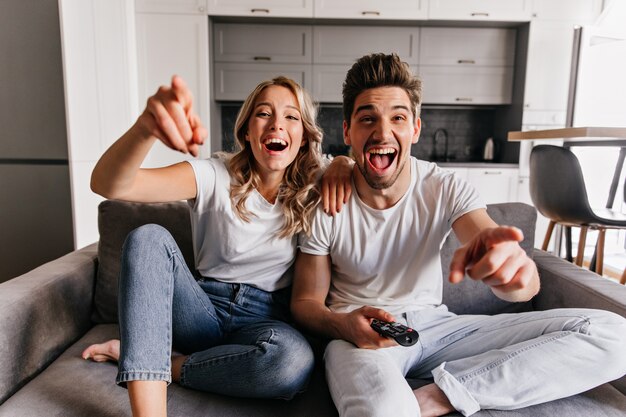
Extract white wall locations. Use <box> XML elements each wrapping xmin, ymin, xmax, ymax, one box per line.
<box><xmin>58</xmin><ymin>0</ymin><xmax>139</xmax><ymax>249</ymax></box>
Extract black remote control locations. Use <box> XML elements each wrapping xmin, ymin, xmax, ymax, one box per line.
<box><xmin>370</xmin><ymin>319</ymin><xmax>419</xmax><ymax>347</ymax></box>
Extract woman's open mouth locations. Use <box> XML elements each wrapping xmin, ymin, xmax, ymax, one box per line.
<box><xmin>263</xmin><ymin>138</ymin><xmax>288</xmax><ymax>152</ymax></box>
<box><xmin>367</xmin><ymin>147</ymin><xmax>397</xmax><ymax>172</ymax></box>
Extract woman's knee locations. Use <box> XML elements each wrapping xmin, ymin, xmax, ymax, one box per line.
<box><xmin>123</xmin><ymin>224</ymin><xmax>173</xmax><ymax>253</ymax></box>
<box><xmin>262</xmin><ymin>327</ymin><xmax>315</xmax><ymax>399</ymax></box>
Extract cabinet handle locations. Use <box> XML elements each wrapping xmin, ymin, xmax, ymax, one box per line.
<box><xmin>470</xmin><ymin>12</ymin><xmax>490</xmax><ymax>17</ymax></box>
<box><xmin>361</xmin><ymin>11</ymin><xmax>381</xmax><ymax>16</ymax></box>
<box><xmin>251</xmin><ymin>8</ymin><xmax>270</xmax><ymax>13</ymax></box>
<box><xmin>457</xmin><ymin>59</ymin><xmax>476</xmax><ymax>64</ymax></box>
<box><xmin>253</xmin><ymin>56</ymin><xmax>272</xmax><ymax>61</ymax></box>
<box><xmin>455</xmin><ymin>97</ymin><xmax>473</xmax><ymax>102</ymax></box>
<box><xmin>484</xmin><ymin>171</ymin><xmax>502</xmax><ymax>175</ymax></box>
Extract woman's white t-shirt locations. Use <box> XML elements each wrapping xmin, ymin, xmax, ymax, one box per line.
<box><xmin>186</xmin><ymin>157</ymin><xmax>295</xmax><ymax>291</ymax></box>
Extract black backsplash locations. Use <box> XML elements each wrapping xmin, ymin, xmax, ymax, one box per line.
<box><xmin>220</xmin><ymin>103</ymin><xmax>499</xmax><ymax>162</ymax></box>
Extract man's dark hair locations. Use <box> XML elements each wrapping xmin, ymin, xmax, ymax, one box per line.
<box><xmin>342</xmin><ymin>53</ymin><xmax>422</xmax><ymax>127</ymax></box>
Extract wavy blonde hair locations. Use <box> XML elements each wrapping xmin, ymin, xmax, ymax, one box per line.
<box><xmin>225</xmin><ymin>76</ymin><xmax>323</xmax><ymax>239</ymax></box>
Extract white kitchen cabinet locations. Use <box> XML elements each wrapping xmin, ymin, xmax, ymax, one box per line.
<box><xmin>522</xmin><ymin>20</ymin><xmax>577</xmax><ymax>117</ymax></box>
<box><xmin>420</xmin><ymin>66</ymin><xmax>513</xmax><ymax>105</ymax></box>
<box><xmin>313</xmin><ymin>26</ymin><xmax>420</xmax><ymax>65</ymax></box>
<box><xmin>437</xmin><ymin>166</ymin><xmax>519</xmax><ymax>204</ymax></box>
<box><xmin>419</xmin><ymin>28</ymin><xmax>514</xmax><ymax>105</ymax></box>
<box><xmin>313</xmin><ymin>0</ymin><xmax>427</xmax><ymax>20</ymax></box>
<box><xmin>135</xmin><ymin>13</ymin><xmax>210</xmax><ymax>165</ymax></box>
<box><xmin>207</xmin><ymin>0</ymin><xmax>313</xmax><ymax>17</ymax></box>
<box><xmin>214</xmin><ymin>24</ymin><xmax>312</xmax><ymax>64</ymax></box>
<box><xmin>135</xmin><ymin>0</ymin><xmax>208</xmax><ymax>14</ymax></box>
<box><xmin>311</xmin><ymin>64</ymin><xmax>351</xmax><ymax>103</ymax></box>
<box><xmin>420</xmin><ymin>28</ymin><xmax>515</xmax><ymax>67</ymax></box>
<box><xmin>428</xmin><ymin>0</ymin><xmax>531</xmax><ymax>21</ymax></box>
<box><xmin>522</xmin><ymin>3</ymin><xmax>602</xmax><ymax>125</ymax></box>
<box><xmin>312</xmin><ymin>64</ymin><xmax>419</xmax><ymax>103</ymax></box>
<box><xmin>214</xmin><ymin>62</ymin><xmax>311</xmax><ymax>101</ymax></box>
<box><xmin>530</xmin><ymin>0</ymin><xmax>602</xmax><ymax>21</ymax></box>
<box><xmin>59</xmin><ymin>0</ymin><xmax>139</xmax><ymax>248</ymax></box>
<box><xmin>467</xmin><ymin>167</ymin><xmax>519</xmax><ymax>204</ymax></box>
<box><xmin>439</xmin><ymin>166</ymin><xmax>469</xmax><ymax>179</ymax></box>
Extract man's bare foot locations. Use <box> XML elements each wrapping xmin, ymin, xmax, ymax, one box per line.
<box><xmin>82</xmin><ymin>339</ymin><xmax>120</xmax><ymax>362</ymax></box>
<box><xmin>414</xmin><ymin>383</ymin><xmax>455</xmax><ymax>417</ymax></box>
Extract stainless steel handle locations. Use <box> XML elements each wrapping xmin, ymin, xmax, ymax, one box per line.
<box><xmin>361</xmin><ymin>11</ymin><xmax>381</xmax><ymax>16</ymax></box>
<box><xmin>457</xmin><ymin>59</ymin><xmax>476</xmax><ymax>64</ymax></box>
<box><xmin>484</xmin><ymin>171</ymin><xmax>502</xmax><ymax>175</ymax></box>
<box><xmin>471</xmin><ymin>12</ymin><xmax>490</xmax><ymax>17</ymax></box>
<box><xmin>253</xmin><ymin>56</ymin><xmax>272</xmax><ymax>61</ymax></box>
<box><xmin>251</xmin><ymin>8</ymin><xmax>270</xmax><ymax>13</ymax></box>
<box><xmin>455</xmin><ymin>97</ymin><xmax>473</xmax><ymax>102</ymax></box>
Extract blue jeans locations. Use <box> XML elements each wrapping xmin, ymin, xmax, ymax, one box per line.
<box><xmin>116</xmin><ymin>224</ymin><xmax>314</xmax><ymax>399</ymax></box>
<box><xmin>325</xmin><ymin>305</ymin><xmax>626</xmax><ymax>417</ymax></box>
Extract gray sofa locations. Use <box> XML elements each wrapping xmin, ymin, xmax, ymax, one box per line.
<box><xmin>1</xmin><ymin>200</ymin><xmax>625</xmax><ymax>417</ymax></box>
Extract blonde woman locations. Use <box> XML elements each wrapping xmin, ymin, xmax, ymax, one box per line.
<box><xmin>83</xmin><ymin>75</ymin><xmax>350</xmax><ymax>417</ymax></box>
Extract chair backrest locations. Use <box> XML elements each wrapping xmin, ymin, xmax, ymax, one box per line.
<box><xmin>529</xmin><ymin>145</ymin><xmax>595</xmax><ymax>224</ymax></box>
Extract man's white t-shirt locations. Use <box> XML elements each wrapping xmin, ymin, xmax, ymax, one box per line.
<box><xmin>299</xmin><ymin>157</ymin><xmax>485</xmax><ymax>316</ymax></box>
<box><xmin>186</xmin><ymin>157</ymin><xmax>295</xmax><ymax>292</ymax></box>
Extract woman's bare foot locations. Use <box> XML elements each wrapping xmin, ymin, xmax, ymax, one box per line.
<box><xmin>82</xmin><ymin>339</ymin><xmax>121</xmax><ymax>362</ymax></box>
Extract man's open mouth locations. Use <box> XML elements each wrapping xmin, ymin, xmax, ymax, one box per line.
<box><xmin>367</xmin><ymin>147</ymin><xmax>397</xmax><ymax>171</ymax></box>
<box><xmin>263</xmin><ymin>138</ymin><xmax>288</xmax><ymax>152</ymax></box>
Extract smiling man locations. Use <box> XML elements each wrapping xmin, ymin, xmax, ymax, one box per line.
<box><xmin>290</xmin><ymin>53</ymin><xmax>626</xmax><ymax>417</ymax></box>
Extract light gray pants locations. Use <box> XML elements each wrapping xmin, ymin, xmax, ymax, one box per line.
<box><xmin>325</xmin><ymin>306</ymin><xmax>626</xmax><ymax>417</ymax></box>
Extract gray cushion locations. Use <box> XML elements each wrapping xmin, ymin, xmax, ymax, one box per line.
<box><xmin>0</xmin><ymin>324</ymin><xmax>337</xmax><ymax>417</ymax></box>
<box><xmin>93</xmin><ymin>201</ymin><xmax>538</xmax><ymax>323</ymax></box>
<box><xmin>2</xmin><ymin>324</ymin><xmax>623</xmax><ymax>417</ymax></box>
<box><xmin>93</xmin><ymin>200</ymin><xmax>195</xmax><ymax>323</ymax></box>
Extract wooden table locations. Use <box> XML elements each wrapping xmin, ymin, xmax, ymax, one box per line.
<box><xmin>508</xmin><ymin>127</ymin><xmax>626</xmax><ymax>269</ymax></box>
<box><xmin>508</xmin><ymin>127</ymin><xmax>626</xmax><ymax>209</ymax></box>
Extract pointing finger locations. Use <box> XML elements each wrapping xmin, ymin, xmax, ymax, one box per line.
<box><xmin>171</xmin><ymin>75</ymin><xmax>193</xmax><ymax>113</ymax></box>
<box><xmin>449</xmin><ymin>246</ymin><xmax>470</xmax><ymax>284</ymax></box>
<box><xmin>483</xmin><ymin>226</ymin><xmax>524</xmax><ymax>249</ymax></box>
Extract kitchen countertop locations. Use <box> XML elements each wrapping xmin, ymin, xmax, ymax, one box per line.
<box><xmin>434</xmin><ymin>162</ymin><xmax>519</xmax><ymax>168</ymax></box>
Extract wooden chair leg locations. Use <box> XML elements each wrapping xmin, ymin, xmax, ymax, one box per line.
<box><xmin>542</xmin><ymin>221</ymin><xmax>556</xmax><ymax>251</ymax></box>
<box><xmin>595</xmin><ymin>228</ymin><xmax>606</xmax><ymax>276</ymax></box>
<box><xmin>575</xmin><ymin>226</ymin><xmax>588</xmax><ymax>267</ymax></box>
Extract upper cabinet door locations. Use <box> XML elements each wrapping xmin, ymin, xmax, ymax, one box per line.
<box><xmin>420</xmin><ymin>66</ymin><xmax>513</xmax><ymax>105</ymax></box>
<box><xmin>135</xmin><ymin>0</ymin><xmax>208</xmax><ymax>14</ymax></box>
<box><xmin>428</xmin><ymin>0</ymin><xmax>532</xmax><ymax>21</ymax></box>
<box><xmin>313</xmin><ymin>26</ymin><xmax>420</xmax><ymax>65</ymax></box>
<box><xmin>523</xmin><ymin>20</ymin><xmax>575</xmax><ymax>114</ymax></box>
<box><xmin>136</xmin><ymin>13</ymin><xmax>211</xmax><ymax>163</ymax></box>
<box><xmin>530</xmin><ymin>0</ymin><xmax>602</xmax><ymax>21</ymax></box>
<box><xmin>314</xmin><ymin>0</ymin><xmax>427</xmax><ymax>20</ymax></box>
<box><xmin>420</xmin><ymin>28</ymin><xmax>515</xmax><ymax>66</ymax></box>
<box><xmin>214</xmin><ymin>24</ymin><xmax>312</xmax><ymax>64</ymax></box>
<box><xmin>207</xmin><ymin>0</ymin><xmax>313</xmax><ymax>17</ymax></box>
<box><xmin>214</xmin><ymin>63</ymin><xmax>312</xmax><ymax>101</ymax></box>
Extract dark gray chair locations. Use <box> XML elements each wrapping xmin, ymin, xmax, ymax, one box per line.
<box><xmin>529</xmin><ymin>144</ymin><xmax>626</xmax><ymax>276</ymax></box>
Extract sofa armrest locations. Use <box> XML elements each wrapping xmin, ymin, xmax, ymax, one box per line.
<box><xmin>532</xmin><ymin>249</ymin><xmax>626</xmax><ymax>394</ymax></box>
<box><xmin>0</xmin><ymin>243</ymin><xmax>98</xmax><ymax>404</ymax></box>
<box><xmin>532</xmin><ymin>249</ymin><xmax>626</xmax><ymax>316</ymax></box>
